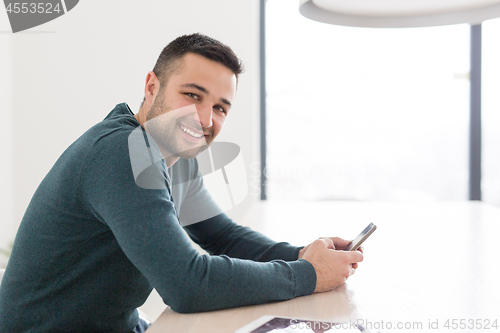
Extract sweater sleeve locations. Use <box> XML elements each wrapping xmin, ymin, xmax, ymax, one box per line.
<box><xmin>184</xmin><ymin>213</ymin><xmax>303</xmax><ymax>262</ymax></box>
<box><xmin>178</xmin><ymin>159</ymin><xmax>304</xmax><ymax>262</ymax></box>
<box><xmin>80</xmin><ymin>129</ymin><xmax>316</xmax><ymax>313</ymax></box>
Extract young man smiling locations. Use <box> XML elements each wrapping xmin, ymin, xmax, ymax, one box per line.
<box><xmin>136</xmin><ymin>51</ymin><xmax>236</xmax><ymax>166</ymax></box>
<box><xmin>0</xmin><ymin>34</ymin><xmax>363</xmax><ymax>333</ymax></box>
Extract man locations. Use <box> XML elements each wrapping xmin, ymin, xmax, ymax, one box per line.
<box><xmin>0</xmin><ymin>34</ymin><xmax>363</xmax><ymax>332</ymax></box>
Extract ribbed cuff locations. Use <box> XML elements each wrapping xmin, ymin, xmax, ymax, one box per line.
<box><xmin>288</xmin><ymin>258</ymin><xmax>316</xmax><ymax>297</ymax></box>
<box><xmin>266</xmin><ymin>242</ymin><xmax>305</xmax><ymax>262</ymax></box>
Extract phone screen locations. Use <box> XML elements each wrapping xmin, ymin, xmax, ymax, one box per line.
<box><xmin>344</xmin><ymin>223</ymin><xmax>376</xmax><ymax>251</ymax></box>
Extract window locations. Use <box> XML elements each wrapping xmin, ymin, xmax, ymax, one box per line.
<box><xmin>265</xmin><ymin>0</ymin><xmax>471</xmax><ymax>201</ymax></box>
<box><xmin>483</xmin><ymin>18</ymin><xmax>500</xmax><ymax>207</ymax></box>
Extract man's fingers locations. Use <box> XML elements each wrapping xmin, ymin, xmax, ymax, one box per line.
<box><xmin>313</xmin><ymin>237</ymin><xmax>358</xmax><ymax>251</ymax></box>
<box><xmin>318</xmin><ymin>237</ymin><xmax>335</xmax><ymax>249</ymax></box>
<box><xmin>330</xmin><ymin>237</ymin><xmax>351</xmax><ymax>250</ymax></box>
<box><xmin>347</xmin><ymin>250</ymin><xmax>364</xmax><ymax>263</ymax></box>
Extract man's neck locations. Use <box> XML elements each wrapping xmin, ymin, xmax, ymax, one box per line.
<box><xmin>163</xmin><ymin>154</ymin><xmax>180</xmax><ymax>168</ymax></box>
<box><xmin>134</xmin><ymin>106</ymin><xmax>146</xmax><ymax>127</ymax></box>
<box><xmin>135</xmin><ymin>106</ymin><xmax>179</xmax><ymax>168</ymax></box>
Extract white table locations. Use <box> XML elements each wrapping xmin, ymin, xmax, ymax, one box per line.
<box><xmin>146</xmin><ymin>201</ymin><xmax>500</xmax><ymax>332</ymax></box>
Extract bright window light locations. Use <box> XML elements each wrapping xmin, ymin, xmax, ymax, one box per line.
<box><xmin>483</xmin><ymin>18</ymin><xmax>500</xmax><ymax>207</ymax></box>
<box><xmin>266</xmin><ymin>0</ymin><xmax>470</xmax><ymax>201</ymax></box>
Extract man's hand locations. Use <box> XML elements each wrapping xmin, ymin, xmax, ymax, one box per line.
<box><xmin>299</xmin><ymin>238</ymin><xmax>364</xmax><ymax>293</ymax></box>
<box><xmin>298</xmin><ymin>237</ymin><xmax>353</xmax><ymax>258</ymax></box>
<box><xmin>298</xmin><ymin>237</ymin><xmax>363</xmax><ymax>268</ymax></box>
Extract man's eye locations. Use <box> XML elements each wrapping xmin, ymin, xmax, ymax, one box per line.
<box><xmin>186</xmin><ymin>93</ymin><xmax>199</xmax><ymax>100</ymax></box>
<box><xmin>214</xmin><ymin>105</ymin><xmax>226</xmax><ymax>114</ymax></box>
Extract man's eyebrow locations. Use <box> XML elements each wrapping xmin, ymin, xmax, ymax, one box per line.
<box><xmin>181</xmin><ymin>83</ymin><xmax>209</xmax><ymax>94</ymax></box>
<box><xmin>181</xmin><ymin>83</ymin><xmax>232</xmax><ymax>107</ymax></box>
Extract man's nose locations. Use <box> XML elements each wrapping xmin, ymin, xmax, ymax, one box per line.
<box><xmin>197</xmin><ymin>105</ymin><xmax>213</xmax><ymax>128</ymax></box>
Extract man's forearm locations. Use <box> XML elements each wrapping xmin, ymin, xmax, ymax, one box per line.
<box><xmin>184</xmin><ymin>213</ymin><xmax>302</xmax><ymax>262</ymax></box>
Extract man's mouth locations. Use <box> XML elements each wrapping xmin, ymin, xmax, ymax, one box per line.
<box><xmin>179</xmin><ymin>124</ymin><xmax>203</xmax><ymax>138</ymax></box>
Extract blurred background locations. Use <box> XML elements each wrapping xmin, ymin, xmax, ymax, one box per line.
<box><xmin>1</xmin><ymin>0</ymin><xmax>499</xmax><ymax>269</ymax></box>
<box><xmin>265</xmin><ymin>0</ymin><xmax>500</xmax><ymax>202</ymax></box>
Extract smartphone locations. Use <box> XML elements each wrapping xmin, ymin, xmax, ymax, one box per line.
<box><xmin>344</xmin><ymin>223</ymin><xmax>377</xmax><ymax>251</ymax></box>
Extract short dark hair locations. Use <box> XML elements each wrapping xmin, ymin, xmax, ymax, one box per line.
<box><xmin>141</xmin><ymin>33</ymin><xmax>243</xmax><ymax>107</ymax></box>
<box><xmin>157</xmin><ymin>33</ymin><xmax>242</xmax><ymax>84</ymax></box>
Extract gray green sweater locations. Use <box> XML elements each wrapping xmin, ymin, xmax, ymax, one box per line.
<box><xmin>0</xmin><ymin>103</ymin><xmax>316</xmax><ymax>332</ymax></box>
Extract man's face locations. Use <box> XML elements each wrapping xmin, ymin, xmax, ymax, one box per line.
<box><xmin>144</xmin><ymin>53</ymin><xmax>237</xmax><ymax>160</ymax></box>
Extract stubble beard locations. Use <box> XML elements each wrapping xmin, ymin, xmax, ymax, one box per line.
<box><xmin>146</xmin><ymin>94</ymin><xmax>210</xmax><ymax>160</ymax></box>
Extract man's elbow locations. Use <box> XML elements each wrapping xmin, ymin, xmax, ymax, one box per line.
<box><xmin>167</xmin><ymin>298</ymin><xmax>200</xmax><ymax>314</ymax></box>
<box><xmin>161</xmin><ymin>289</ymin><xmax>215</xmax><ymax>314</ymax></box>
<box><xmin>166</xmin><ymin>299</ymin><xmax>220</xmax><ymax>314</ymax></box>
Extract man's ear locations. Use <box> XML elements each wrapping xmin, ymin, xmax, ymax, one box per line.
<box><xmin>144</xmin><ymin>71</ymin><xmax>161</xmax><ymax>108</ymax></box>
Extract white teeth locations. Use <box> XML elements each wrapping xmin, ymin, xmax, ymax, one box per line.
<box><xmin>180</xmin><ymin>125</ymin><xmax>202</xmax><ymax>138</ymax></box>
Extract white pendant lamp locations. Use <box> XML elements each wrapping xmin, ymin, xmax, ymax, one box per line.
<box><xmin>299</xmin><ymin>0</ymin><xmax>500</xmax><ymax>28</ymax></box>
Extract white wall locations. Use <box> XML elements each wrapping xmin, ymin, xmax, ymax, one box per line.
<box><xmin>0</xmin><ymin>15</ymin><xmax>13</xmax><ymax>266</ymax></box>
<box><xmin>0</xmin><ymin>0</ymin><xmax>260</xmax><ymax>253</ymax></box>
